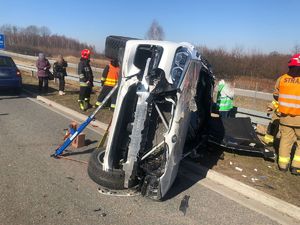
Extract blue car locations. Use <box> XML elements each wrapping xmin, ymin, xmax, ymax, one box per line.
<box><xmin>0</xmin><ymin>55</ymin><xmax>22</xmax><ymax>93</ymax></box>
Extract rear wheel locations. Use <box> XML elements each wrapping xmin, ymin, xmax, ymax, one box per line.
<box><xmin>105</xmin><ymin>35</ymin><xmax>137</xmax><ymax>60</ymax></box>
<box><xmin>88</xmin><ymin>148</ymin><xmax>125</xmax><ymax>190</ymax></box>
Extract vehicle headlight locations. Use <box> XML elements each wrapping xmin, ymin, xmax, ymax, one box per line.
<box><xmin>171</xmin><ymin>49</ymin><xmax>190</xmax><ymax>87</ymax></box>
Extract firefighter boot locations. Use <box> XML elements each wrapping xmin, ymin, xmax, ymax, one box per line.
<box><xmin>290</xmin><ymin>167</ymin><xmax>300</xmax><ymax>176</ymax></box>
<box><xmin>94</xmin><ymin>101</ymin><xmax>102</xmax><ymax>108</ymax></box>
<box><xmin>78</xmin><ymin>100</ymin><xmax>85</xmax><ymax>111</ymax></box>
<box><xmin>84</xmin><ymin>98</ymin><xmax>92</xmax><ymax>111</ymax></box>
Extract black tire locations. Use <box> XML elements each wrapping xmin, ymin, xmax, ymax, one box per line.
<box><xmin>105</xmin><ymin>35</ymin><xmax>137</xmax><ymax>59</ymax></box>
<box><xmin>88</xmin><ymin>148</ymin><xmax>125</xmax><ymax>190</ymax></box>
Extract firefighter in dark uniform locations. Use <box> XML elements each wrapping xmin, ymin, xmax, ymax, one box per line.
<box><xmin>95</xmin><ymin>59</ymin><xmax>119</xmax><ymax>109</ymax></box>
<box><xmin>78</xmin><ymin>49</ymin><xmax>94</xmax><ymax>111</ymax></box>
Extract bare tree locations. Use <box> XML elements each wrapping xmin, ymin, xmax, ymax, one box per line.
<box><xmin>0</xmin><ymin>24</ymin><xmax>99</xmax><ymax>57</ymax></box>
<box><xmin>145</xmin><ymin>20</ymin><xmax>165</xmax><ymax>40</ymax></box>
<box><xmin>40</xmin><ymin>26</ymin><xmax>51</xmax><ymax>37</ymax></box>
<box><xmin>291</xmin><ymin>44</ymin><xmax>300</xmax><ymax>54</ymax></box>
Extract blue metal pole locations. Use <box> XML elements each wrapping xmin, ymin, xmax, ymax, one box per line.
<box><xmin>51</xmin><ymin>85</ymin><xmax>119</xmax><ymax>157</ymax></box>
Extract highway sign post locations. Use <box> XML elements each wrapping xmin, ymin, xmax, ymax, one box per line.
<box><xmin>0</xmin><ymin>34</ymin><xmax>5</xmax><ymax>49</ymax></box>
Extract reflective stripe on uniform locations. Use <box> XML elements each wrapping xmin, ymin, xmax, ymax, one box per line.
<box><xmin>104</xmin><ymin>78</ymin><xmax>118</xmax><ymax>86</ymax></box>
<box><xmin>95</xmin><ymin>101</ymin><xmax>102</xmax><ymax>106</ymax></box>
<box><xmin>279</xmin><ymin>94</ymin><xmax>300</xmax><ymax>101</ymax></box>
<box><xmin>279</xmin><ymin>101</ymin><xmax>300</xmax><ymax>109</ymax></box>
<box><xmin>219</xmin><ymin>103</ymin><xmax>232</xmax><ymax>107</ymax></box>
<box><xmin>293</xmin><ymin>155</ymin><xmax>300</xmax><ymax>162</ymax></box>
<box><xmin>279</xmin><ymin>156</ymin><xmax>290</xmax><ymax>163</ymax></box>
<box><xmin>80</xmin><ymin>82</ymin><xmax>88</xmax><ymax>87</ymax></box>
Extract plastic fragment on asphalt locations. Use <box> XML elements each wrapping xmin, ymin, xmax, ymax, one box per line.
<box><xmin>94</xmin><ymin>208</ymin><xmax>102</xmax><ymax>212</ymax></box>
<box><xmin>254</xmin><ymin>168</ymin><xmax>258</xmax><ymax>172</ymax></box>
<box><xmin>179</xmin><ymin>195</ymin><xmax>190</xmax><ymax>216</ymax></box>
<box><xmin>235</xmin><ymin>167</ymin><xmax>243</xmax><ymax>172</ymax></box>
<box><xmin>242</xmin><ymin>175</ymin><xmax>247</xmax><ymax>178</ymax></box>
<box><xmin>229</xmin><ymin>161</ymin><xmax>233</xmax><ymax>165</ymax></box>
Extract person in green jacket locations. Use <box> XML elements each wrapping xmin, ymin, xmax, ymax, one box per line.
<box><xmin>216</xmin><ymin>79</ymin><xmax>234</xmax><ymax>118</ymax></box>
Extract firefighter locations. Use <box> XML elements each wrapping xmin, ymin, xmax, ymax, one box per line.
<box><xmin>78</xmin><ymin>49</ymin><xmax>94</xmax><ymax>111</ymax></box>
<box><xmin>95</xmin><ymin>59</ymin><xmax>119</xmax><ymax>110</ymax></box>
<box><xmin>274</xmin><ymin>53</ymin><xmax>300</xmax><ymax>175</ymax></box>
<box><xmin>216</xmin><ymin>79</ymin><xmax>234</xmax><ymax>118</ymax></box>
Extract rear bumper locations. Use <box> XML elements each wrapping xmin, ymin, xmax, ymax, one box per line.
<box><xmin>0</xmin><ymin>78</ymin><xmax>22</xmax><ymax>89</ymax></box>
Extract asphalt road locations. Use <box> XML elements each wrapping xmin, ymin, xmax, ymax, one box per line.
<box><xmin>0</xmin><ymin>93</ymin><xmax>283</xmax><ymax>225</ymax></box>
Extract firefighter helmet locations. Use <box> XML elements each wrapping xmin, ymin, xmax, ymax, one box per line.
<box><xmin>288</xmin><ymin>53</ymin><xmax>300</xmax><ymax>67</ymax></box>
<box><xmin>81</xmin><ymin>49</ymin><xmax>91</xmax><ymax>59</ymax></box>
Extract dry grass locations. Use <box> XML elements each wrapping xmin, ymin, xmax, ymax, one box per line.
<box><xmin>21</xmin><ymin>72</ymin><xmax>113</xmax><ymax>124</ymax></box>
<box><xmin>210</xmin><ymin>151</ymin><xmax>300</xmax><ymax>207</ymax></box>
<box><xmin>233</xmin><ymin>76</ymin><xmax>276</xmax><ymax>93</ymax></box>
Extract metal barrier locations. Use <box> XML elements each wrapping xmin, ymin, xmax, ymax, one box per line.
<box><xmin>17</xmin><ymin>64</ymin><xmax>102</xmax><ymax>87</ymax></box>
<box><xmin>0</xmin><ymin>50</ymin><xmax>103</xmax><ymax>73</ymax></box>
<box><xmin>17</xmin><ymin>62</ymin><xmax>272</xmax><ymax>125</ymax></box>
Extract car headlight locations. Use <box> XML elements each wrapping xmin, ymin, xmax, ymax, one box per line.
<box><xmin>171</xmin><ymin>49</ymin><xmax>190</xmax><ymax>87</ymax></box>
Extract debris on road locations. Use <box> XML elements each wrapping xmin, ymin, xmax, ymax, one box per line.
<box><xmin>93</xmin><ymin>207</ymin><xmax>102</xmax><ymax>212</ymax></box>
<box><xmin>179</xmin><ymin>195</ymin><xmax>190</xmax><ymax>216</ymax></box>
<box><xmin>235</xmin><ymin>167</ymin><xmax>243</xmax><ymax>172</ymax></box>
<box><xmin>254</xmin><ymin>168</ymin><xmax>258</xmax><ymax>172</ymax></box>
<box><xmin>97</xmin><ymin>186</ymin><xmax>140</xmax><ymax>197</ymax></box>
<box><xmin>242</xmin><ymin>175</ymin><xmax>247</xmax><ymax>178</ymax></box>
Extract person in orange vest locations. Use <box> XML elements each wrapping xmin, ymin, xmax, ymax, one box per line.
<box><xmin>95</xmin><ymin>59</ymin><xmax>119</xmax><ymax>109</ymax></box>
<box><xmin>274</xmin><ymin>53</ymin><xmax>300</xmax><ymax>175</ymax></box>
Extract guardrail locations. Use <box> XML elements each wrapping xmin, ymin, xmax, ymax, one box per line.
<box><xmin>17</xmin><ymin>62</ymin><xmax>272</xmax><ymax>126</ymax></box>
<box><xmin>17</xmin><ymin>64</ymin><xmax>103</xmax><ymax>87</ymax></box>
<box><xmin>235</xmin><ymin>107</ymin><xmax>271</xmax><ymax>125</ymax></box>
<box><xmin>234</xmin><ymin>88</ymin><xmax>273</xmax><ymax>101</ymax></box>
<box><xmin>0</xmin><ymin>50</ymin><xmax>103</xmax><ymax>73</ymax></box>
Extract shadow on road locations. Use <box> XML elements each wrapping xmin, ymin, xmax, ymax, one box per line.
<box><xmin>23</xmin><ymin>83</ymin><xmax>57</xmax><ymax>96</ymax></box>
<box><xmin>62</xmin><ymin>147</ymin><xmax>96</xmax><ymax>157</ymax></box>
<box><xmin>163</xmin><ymin>148</ymin><xmax>223</xmax><ymax>201</ymax></box>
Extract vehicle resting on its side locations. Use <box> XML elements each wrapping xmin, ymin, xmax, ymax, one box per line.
<box><xmin>0</xmin><ymin>55</ymin><xmax>22</xmax><ymax>93</ymax></box>
<box><xmin>88</xmin><ymin>37</ymin><xmax>214</xmax><ymax>200</ymax></box>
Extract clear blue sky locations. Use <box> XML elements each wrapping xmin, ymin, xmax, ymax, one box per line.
<box><xmin>0</xmin><ymin>0</ymin><xmax>299</xmax><ymax>54</ymax></box>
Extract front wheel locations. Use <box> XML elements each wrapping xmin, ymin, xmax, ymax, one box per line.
<box><xmin>87</xmin><ymin>148</ymin><xmax>125</xmax><ymax>190</ymax></box>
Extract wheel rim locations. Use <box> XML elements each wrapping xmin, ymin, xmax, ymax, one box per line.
<box><xmin>96</xmin><ymin>150</ymin><xmax>105</xmax><ymax>165</ymax></box>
